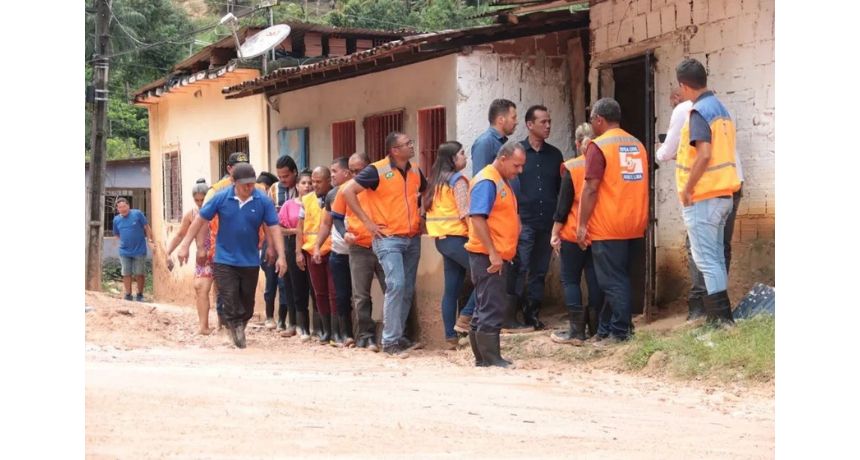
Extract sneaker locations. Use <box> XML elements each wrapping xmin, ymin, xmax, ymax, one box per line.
<box><xmin>366</xmin><ymin>340</ymin><xmax>379</xmax><ymax>353</ymax></box>
<box><xmin>279</xmin><ymin>325</ymin><xmax>296</xmax><ymax>338</ymax></box>
<box><xmin>453</xmin><ymin>315</ymin><xmax>472</xmax><ymax>334</ymax></box>
<box><xmin>444</xmin><ymin>337</ymin><xmax>459</xmax><ymax>350</ymax></box>
<box><xmin>264</xmin><ymin>319</ymin><xmax>276</xmax><ymax>330</ymax></box>
<box><xmin>592</xmin><ymin>335</ymin><xmax>625</xmax><ymax>348</ymax></box>
<box><xmin>382</xmin><ymin>343</ymin><xmax>410</xmax><ymax>358</ymax></box>
<box><xmin>135</xmin><ymin>293</ymin><xmax>144</xmax><ymax>302</ymax></box>
<box><xmin>124</xmin><ymin>294</ymin><xmax>133</xmax><ymax>301</ymax></box>
<box><xmin>398</xmin><ymin>337</ymin><xmax>424</xmax><ymax>351</ymax></box>
<box><xmin>585</xmin><ymin>334</ymin><xmax>605</xmax><ymax>344</ymax></box>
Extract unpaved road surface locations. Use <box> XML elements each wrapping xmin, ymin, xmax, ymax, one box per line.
<box><xmin>85</xmin><ymin>292</ymin><xmax>774</xmax><ymax>459</ymax></box>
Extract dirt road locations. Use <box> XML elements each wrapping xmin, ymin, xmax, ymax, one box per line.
<box><xmin>85</xmin><ymin>293</ymin><xmax>774</xmax><ymax>459</ymax></box>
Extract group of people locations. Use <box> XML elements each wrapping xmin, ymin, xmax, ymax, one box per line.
<box><xmin>126</xmin><ymin>57</ymin><xmax>743</xmax><ymax>366</ymax></box>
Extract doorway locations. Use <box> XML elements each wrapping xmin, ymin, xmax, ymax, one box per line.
<box><xmin>597</xmin><ymin>53</ymin><xmax>658</xmax><ymax>320</ymax></box>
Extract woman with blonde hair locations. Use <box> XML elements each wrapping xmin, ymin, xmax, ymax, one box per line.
<box><xmin>165</xmin><ymin>178</ymin><xmax>215</xmax><ymax>335</ymax></box>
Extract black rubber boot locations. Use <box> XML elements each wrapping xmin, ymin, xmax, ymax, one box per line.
<box><xmin>288</xmin><ymin>303</ymin><xmax>297</xmax><ymax>329</ymax></box>
<box><xmin>318</xmin><ymin>314</ymin><xmax>332</xmax><ymax>344</ymax></box>
<box><xmin>584</xmin><ymin>304</ymin><xmax>599</xmax><ymax>338</ymax></box>
<box><xmin>475</xmin><ymin>331</ymin><xmax>511</xmax><ymax>368</ymax></box>
<box><xmin>330</xmin><ymin>315</ymin><xmax>344</xmax><ymax>347</ymax></box>
<box><xmin>295</xmin><ymin>309</ymin><xmax>310</xmax><ymax>336</ymax></box>
<box><xmin>523</xmin><ymin>299</ymin><xmax>546</xmax><ymax>331</ymax></box>
<box><xmin>551</xmin><ymin>306</ymin><xmax>586</xmax><ymax>345</ymax></box>
<box><xmin>468</xmin><ymin>330</ymin><xmax>487</xmax><ymax>367</ymax></box>
<box><xmin>704</xmin><ymin>291</ymin><xmax>735</xmax><ymax>327</ymax></box>
<box><xmin>264</xmin><ymin>297</ymin><xmax>275</xmax><ymax>323</ymax></box>
<box><xmin>687</xmin><ymin>296</ymin><xmax>706</xmax><ymax>321</ymax></box>
<box><xmin>501</xmin><ymin>295</ymin><xmax>534</xmax><ymax>334</ymax></box>
<box><xmin>340</xmin><ymin>313</ymin><xmax>355</xmax><ymax>347</ymax></box>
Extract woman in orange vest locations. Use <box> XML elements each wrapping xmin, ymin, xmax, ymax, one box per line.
<box><xmin>549</xmin><ymin>126</ymin><xmax>606</xmax><ymax>346</ymax></box>
<box><xmin>425</xmin><ymin>141</ymin><xmax>476</xmax><ymax>349</ymax></box>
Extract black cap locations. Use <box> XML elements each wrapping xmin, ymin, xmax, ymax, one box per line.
<box><xmin>231</xmin><ymin>163</ymin><xmax>257</xmax><ymax>184</ymax></box>
<box><xmin>227</xmin><ymin>152</ymin><xmax>249</xmax><ymax>166</ymax></box>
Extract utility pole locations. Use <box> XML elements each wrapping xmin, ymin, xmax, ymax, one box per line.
<box><xmin>86</xmin><ymin>0</ymin><xmax>111</xmax><ymax>291</ymax></box>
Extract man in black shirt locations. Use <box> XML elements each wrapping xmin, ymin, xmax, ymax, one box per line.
<box><xmin>508</xmin><ymin>105</ymin><xmax>564</xmax><ymax>331</ymax></box>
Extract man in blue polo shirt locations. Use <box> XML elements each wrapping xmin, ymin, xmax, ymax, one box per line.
<box><xmin>178</xmin><ymin>163</ymin><xmax>287</xmax><ymax>348</ymax></box>
<box><xmin>471</xmin><ymin>98</ymin><xmax>517</xmax><ymax>177</ymax></box>
<box><xmin>112</xmin><ymin>197</ymin><xmax>153</xmax><ymax>302</ymax></box>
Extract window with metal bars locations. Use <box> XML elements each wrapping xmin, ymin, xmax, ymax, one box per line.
<box><xmin>163</xmin><ymin>152</ymin><xmax>183</xmax><ymax>222</ymax></box>
<box><xmin>363</xmin><ymin>110</ymin><xmax>404</xmax><ymax>162</ymax></box>
<box><xmin>217</xmin><ymin>136</ymin><xmax>249</xmax><ymax>179</ymax></box>
<box><xmin>417</xmin><ymin>107</ymin><xmax>447</xmax><ymax>172</ymax></box>
<box><xmin>331</xmin><ymin>120</ymin><xmax>356</xmax><ymax>159</ymax></box>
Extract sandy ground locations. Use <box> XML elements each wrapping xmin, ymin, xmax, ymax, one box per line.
<box><xmin>85</xmin><ymin>292</ymin><xmax>774</xmax><ymax>459</ymax></box>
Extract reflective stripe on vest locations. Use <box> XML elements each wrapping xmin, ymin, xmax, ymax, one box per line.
<box><xmin>301</xmin><ymin>192</ymin><xmax>331</xmax><ymax>255</ymax></box>
<box><xmin>464</xmin><ymin>165</ymin><xmax>520</xmax><ymax>261</ymax></box>
<box><xmin>676</xmin><ymin>94</ymin><xmax>741</xmax><ymax>203</ymax></box>
<box><xmin>586</xmin><ymin>128</ymin><xmax>649</xmax><ymax>241</ymax></box>
<box><xmin>426</xmin><ymin>175</ymin><xmax>468</xmax><ymax>238</ymax></box>
<box><xmin>363</xmin><ymin>157</ymin><xmax>421</xmax><ymax>237</ymax></box>
<box><xmin>559</xmin><ymin>157</ymin><xmax>587</xmax><ymax>244</ymax></box>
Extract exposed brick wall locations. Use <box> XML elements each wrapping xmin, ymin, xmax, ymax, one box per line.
<box><xmin>589</xmin><ymin>0</ymin><xmax>775</xmax><ymax>301</ymax></box>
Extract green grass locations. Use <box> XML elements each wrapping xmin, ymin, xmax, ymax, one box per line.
<box><xmin>101</xmin><ymin>258</ymin><xmax>154</xmax><ymax>296</ymax></box>
<box><xmin>624</xmin><ymin>315</ymin><xmax>775</xmax><ymax>382</ymax></box>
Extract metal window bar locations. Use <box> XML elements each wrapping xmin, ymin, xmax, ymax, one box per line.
<box><xmin>332</xmin><ymin>120</ymin><xmax>356</xmax><ymax>159</ymax></box>
<box><xmin>363</xmin><ymin>111</ymin><xmax>403</xmax><ymax>162</ymax></box>
<box><xmin>418</xmin><ymin>107</ymin><xmax>446</xmax><ymax>172</ymax></box>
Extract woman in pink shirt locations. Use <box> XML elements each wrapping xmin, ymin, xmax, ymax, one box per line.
<box><xmin>279</xmin><ymin>171</ymin><xmax>315</xmax><ymax>341</ymax></box>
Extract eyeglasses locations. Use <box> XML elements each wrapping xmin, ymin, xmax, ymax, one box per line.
<box><xmin>395</xmin><ymin>140</ymin><xmax>415</xmax><ymax>148</ymax></box>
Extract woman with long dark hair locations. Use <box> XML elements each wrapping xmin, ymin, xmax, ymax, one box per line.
<box><xmin>425</xmin><ymin>141</ymin><xmax>476</xmax><ymax>349</ymax></box>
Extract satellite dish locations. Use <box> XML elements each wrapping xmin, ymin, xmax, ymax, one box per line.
<box><xmin>239</xmin><ymin>25</ymin><xmax>291</xmax><ymax>59</ymax></box>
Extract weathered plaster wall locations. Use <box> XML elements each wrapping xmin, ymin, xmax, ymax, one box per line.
<box><xmin>456</xmin><ymin>31</ymin><xmax>580</xmax><ymax>177</ymax></box>
<box><xmin>146</xmin><ymin>71</ymin><xmax>268</xmax><ymax>305</ymax></box>
<box><xmin>589</xmin><ymin>0</ymin><xmax>775</xmax><ymax>302</ymax></box>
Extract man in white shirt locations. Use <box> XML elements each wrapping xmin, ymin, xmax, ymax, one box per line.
<box><xmin>656</xmin><ymin>87</ymin><xmax>744</xmax><ymax>321</ymax></box>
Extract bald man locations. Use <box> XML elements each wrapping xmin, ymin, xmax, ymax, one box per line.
<box><xmin>296</xmin><ymin>166</ymin><xmax>337</xmax><ymax>344</ymax></box>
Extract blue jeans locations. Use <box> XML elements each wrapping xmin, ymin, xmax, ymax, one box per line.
<box><xmin>435</xmin><ymin>236</ymin><xmax>477</xmax><ymax>339</ymax></box>
<box><xmin>682</xmin><ymin>197</ymin><xmax>732</xmax><ymax>294</ymax></box>
<box><xmin>508</xmin><ymin>224</ymin><xmax>554</xmax><ymax>303</ymax></box>
<box><xmin>561</xmin><ymin>241</ymin><xmax>610</xmax><ymax>336</ymax></box>
<box><xmin>372</xmin><ymin>236</ymin><xmax>421</xmax><ymax>347</ymax></box>
<box><xmin>591</xmin><ymin>240</ymin><xmax>635</xmax><ymax>340</ymax></box>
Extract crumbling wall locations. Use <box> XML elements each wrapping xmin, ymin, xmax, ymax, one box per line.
<box><xmin>589</xmin><ymin>0</ymin><xmax>775</xmax><ymax>302</ymax></box>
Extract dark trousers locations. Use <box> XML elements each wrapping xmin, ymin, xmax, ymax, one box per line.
<box><xmin>213</xmin><ymin>263</ymin><xmax>260</xmax><ymax>328</ymax></box>
<box><xmin>286</xmin><ymin>236</ymin><xmax>311</xmax><ymax>326</ymax></box>
<box><xmin>349</xmin><ymin>244</ymin><xmax>386</xmax><ymax>340</ymax></box>
<box><xmin>435</xmin><ymin>236</ymin><xmax>477</xmax><ymax>339</ymax></box>
<box><xmin>560</xmin><ymin>241</ymin><xmax>604</xmax><ymax>310</ymax></box>
<box><xmin>686</xmin><ymin>189</ymin><xmax>742</xmax><ymax>300</ymax></box>
<box><xmin>305</xmin><ymin>251</ymin><xmax>337</xmax><ymax>316</ymax></box>
<box><xmin>261</xmin><ymin>239</ymin><xmax>293</xmax><ymax>321</ymax></box>
<box><xmin>329</xmin><ymin>252</ymin><xmax>353</xmax><ymax>317</ymax></box>
<box><xmin>591</xmin><ymin>240</ymin><xmax>635</xmax><ymax>340</ymax></box>
<box><xmin>508</xmin><ymin>223</ymin><xmax>554</xmax><ymax>303</ymax></box>
<box><xmin>469</xmin><ymin>252</ymin><xmax>509</xmax><ymax>334</ymax></box>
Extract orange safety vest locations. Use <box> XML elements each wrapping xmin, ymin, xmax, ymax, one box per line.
<box><xmin>300</xmin><ymin>192</ymin><xmax>332</xmax><ymax>255</ymax></box>
<box><xmin>676</xmin><ymin>93</ymin><xmax>741</xmax><ymax>203</ymax></box>
<box><xmin>362</xmin><ymin>157</ymin><xmax>422</xmax><ymax>237</ymax></box>
<box><xmin>558</xmin><ymin>156</ymin><xmax>588</xmax><ymax>244</ymax></box>
<box><xmin>331</xmin><ymin>180</ymin><xmax>373</xmax><ymax>249</ymax></box>
<box><xmin>464</xmin><ymin>165</ymin><xmax>520</xmax><ymax>261</ymax></box>
<box><xmin>587</xmin><ymin>128</ymin><xmax>649</xmax><ymax>241</ymax></box>
<box><xmin>426</xmin><ymin>172</ymin><xmax>469</xmax><ymax>238</ymax></box>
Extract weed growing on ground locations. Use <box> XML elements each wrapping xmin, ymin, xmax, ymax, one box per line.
<box><xmin>624</xmin><ymin>315</ymin><xmax>775</xmax><ymax>382</ymax></box>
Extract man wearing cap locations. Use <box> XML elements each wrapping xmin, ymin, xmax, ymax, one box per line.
<box><xmin>204</xmin><ymin>152</ymin><xmax>250</xmax><ymax>327</ymax></box>
<box><xmin>178</xmin><ymin>163</ymin><xmax>286</xmax><ymax>348</ymax></box>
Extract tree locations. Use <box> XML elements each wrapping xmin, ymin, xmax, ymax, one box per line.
<box><xmin>85</xmin><ymin>0</ymin><xmax>193</xmax><ymax>159</ymax></box>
